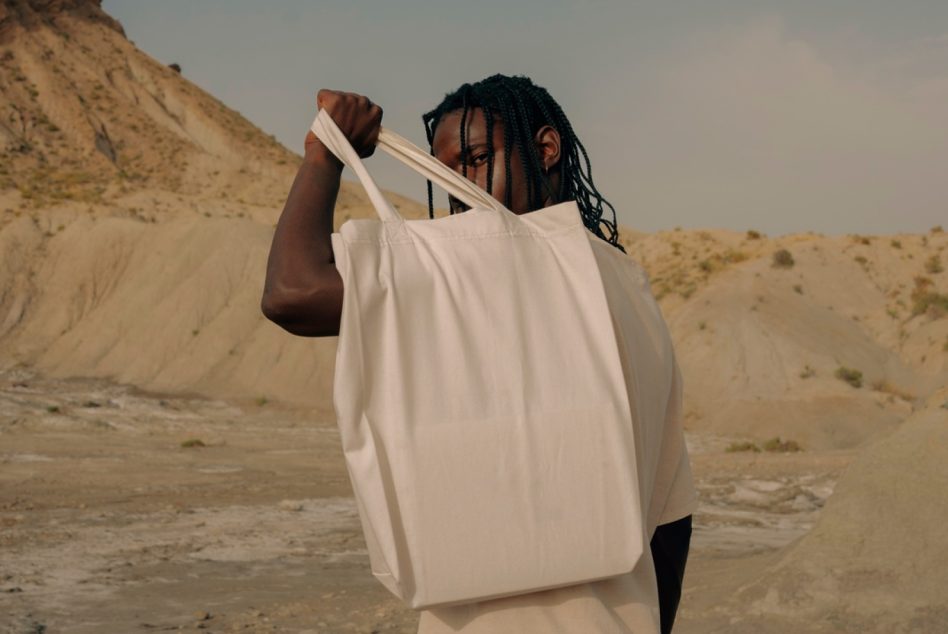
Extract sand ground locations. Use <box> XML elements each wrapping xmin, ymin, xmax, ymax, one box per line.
<box><xmin>0</xmin><ymin>368</ymin><xmax>853</xmax><ymax>633</ymax></box>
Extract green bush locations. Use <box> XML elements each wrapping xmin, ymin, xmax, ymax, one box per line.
<box><xmin>912</xmin><ymin>292</ymin><xmax>948</xmax><ymax>317</ymax></box>
<box><xmin>762</xmin><ymin>437</ymin><xmax>802</xmax><ymax>453</ymax></box>
<box><xmin>835</xmin><ymin>366</ymin><xmax>863</xmax><ymax>388</ymax></box>
<box><xmin>725</xmin><ymin>441</ymin><xmax>760</xmax><ymax>453</ymax></box>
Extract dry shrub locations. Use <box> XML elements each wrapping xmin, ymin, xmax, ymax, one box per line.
<box><xmin>835</xmin><ymin>366</ymin><xmax>863</xmax><ymax>388</ymax></box>
<box><xmin>762</xmin><ymin>437</ymin><xmax>802</xmax><ymax>453</ymax></box>
<box><xmin>911</xmin><ymin>276</ymin><xmax>948</xmax><ymax>317</ymax></box>
<box><xmin>870</xmin><ymin>380</ymin><xmax>915</xmax><ymax>402</ymax></box>
<box><xmin>924</xmin><ymin>255</ymin><xmax>943</xmax><ymax>274</ymax></box>
<box><xmin>698</xmin><ymin>249</ymin><xmax>748</xmax><ymax>274</ymax></box>
<box><xmin>772</xmin><ymin>249</ymin><xmax>795</xmax><ymax>269</ymax></box>
<box><xmin>726</xmin><ymin>441</ymin><xmax>760</xmax><ymax>453</ymax></box>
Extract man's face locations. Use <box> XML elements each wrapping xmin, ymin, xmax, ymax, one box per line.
<box><xmin>431</xmin><ymin>108</ymin><xmax>533</xmax><ymax>215</ymax></box>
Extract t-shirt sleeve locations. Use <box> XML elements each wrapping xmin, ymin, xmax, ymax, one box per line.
<box><xmin>656</xmin><ymin>439</ymin><xmax>698</xmax><ymax>525</ymax></box>
<box><xmin>649</xmin><ymin>355</ymin><xmax>699</xmax><ymax>529</ymax></box>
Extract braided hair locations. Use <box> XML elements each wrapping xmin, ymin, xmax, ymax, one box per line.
<box><xmin>422</xmin><ymin>74</ymin><xmax>625</xmax><ymax>252</ymax></box>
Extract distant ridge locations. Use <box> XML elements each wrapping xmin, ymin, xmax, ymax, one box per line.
<box><xmin>0</xmin><ymin>1</ymin><xmax>945</xmax><ymax>449</ymax></box>
<box><xmin>0</xmin><ymin>0</ymin><xmax>299</xmax><ymax>208</ymax></box>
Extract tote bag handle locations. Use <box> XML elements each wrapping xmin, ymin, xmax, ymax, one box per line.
<box><xmin>310</xmin><ymin>108</ymin><xmax>504</xmax><ymax>223</ymax></box>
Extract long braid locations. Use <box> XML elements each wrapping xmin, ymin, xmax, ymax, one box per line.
<box><xmin>523</xmin><ymin>82</ymin><xmax>622</xmax><ymax>248</ymax></box>
<box><xmin>423</xmin><ymin>103</ymin><xmax>438</xmax><ymax>219</ymax></box>
<box><xmin>483</xmin><ymin>105</ymin><xmax>496</xmax><ymax>197</ymax></box>
<box><xmin>501</xmin><ymin>88</ymin><xmax>536</xmax><ymax>211</ymax></box>
<box><xmin>497</xmin><ymin>98</ymin><xmax>516</xmax><ymax>210</ymax></box>
<box><xmin>458</xmin><ymin>96</ymin><xmax>471</xmax><ymax>211</ymax></box>
<box><xmin>519</xmin><ymin>85</ymin><xmax>567</xmax><ymax>204</ymax></box>
<box><xmin>422</xmin><ymin>74</ymin><xmax>625</xmax><ymax>252</ymax></box>
<box><xmin>509</xmin><ymin>86</ymin><xmax>543</xmax><ymax>211</ymax></box>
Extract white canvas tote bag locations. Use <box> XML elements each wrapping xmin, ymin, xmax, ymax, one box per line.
<box><xmin>311</xmin><ymin>108</ymin><xmax>644</xmax><ymax>609</ymax></box>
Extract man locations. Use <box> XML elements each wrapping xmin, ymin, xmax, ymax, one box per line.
<box><xmin>262</xmin><ymin>74</ymin><xmax>696</xmax><ymax>633</ymax></box>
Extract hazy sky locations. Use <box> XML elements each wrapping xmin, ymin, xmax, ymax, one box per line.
<box><xmin>102</xmin><ymin>1</ymin><xmax>948</xmax><ymax>235</ymax></box>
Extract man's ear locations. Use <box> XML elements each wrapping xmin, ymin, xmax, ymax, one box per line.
<box><xmin>534</xmin><ymin>125</ymin><xmax>561</xmax><ymax>171</ymax></box>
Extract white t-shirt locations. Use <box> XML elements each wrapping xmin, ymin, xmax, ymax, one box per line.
<box><xmin>417</xmin><ymin>235</ymin><xmax>698</xmax><ymax>634</ymax></box>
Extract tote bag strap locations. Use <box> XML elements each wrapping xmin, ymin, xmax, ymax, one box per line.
<box><xmin>310</xmin><ymin>109</ymin><xmax>504</xmax><ymax>222</ymax></box>
<box><xmin>311</xmin><ymin>108</ymin><xmax>400</xmax><ymax>223</ymax></box>
<box><xmin>375</xmin><ymin>128</ymin><xmax>503</xmax><ymax>214</ymax></box>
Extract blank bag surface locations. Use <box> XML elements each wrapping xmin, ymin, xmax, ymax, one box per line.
<box><xmin>312</xmin><ymin>108</ymin><xmax>644</xmax><ymax>609</ymax></box>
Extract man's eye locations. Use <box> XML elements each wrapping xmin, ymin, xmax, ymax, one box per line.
<box><xmin>449</xmin><ymin>195</ymin><xmax>471</xmax><ymax>213</ymax></box>
<box><xmin>471</xmin><ymin>152</ymin><xmax>489</xmax><ymax>165</ymax></box>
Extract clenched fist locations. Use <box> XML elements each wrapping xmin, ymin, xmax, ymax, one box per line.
<box><xmin>305</xmin><ymin>89</ymin><xmax>383</xmax><ymax>169</ymax></box>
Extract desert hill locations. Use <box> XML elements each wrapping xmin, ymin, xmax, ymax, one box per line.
<box><xmin>1</xmin><ymin>1</ymin><xmax>946</xmax><ymax>435</ymax></box>
<box><xmin>0</xmin><ymin>0</ymin><xmax>426</xmax><ymax>414</ymax></box>
<box><xmin>0</xmin><ymin>0</ymin><xmax>427</xmax><ymax>217</ymax></box>
<box><xmin>0</xmin><ymin>0</ymin><xmax>292</xmax><ymax>210</ymax></box>
<box><xmin>621</xmin><ymin>227</ymin><xmax>947</xmax><ymax>448</ymax></box>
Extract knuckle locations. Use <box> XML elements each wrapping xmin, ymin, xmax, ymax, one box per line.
<box><xmin>317</xmin><ymin>89</ymin><xmax>339</xmax><ymax>110</ymax></box>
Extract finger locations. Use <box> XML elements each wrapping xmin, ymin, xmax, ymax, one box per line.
<box><xmin>366</xmin><ymin>118</ymin><xmax>381</xmax><ymax>148</ymax></box>
<box><xmin>317</xmin><ymin>88</ymin><xmax>339</xmax><ymax>110</ymax></box>
<box><xmin>316</xmin><ymin>88</ymin><xmax>330</xmax><ymax>108</ymax></box>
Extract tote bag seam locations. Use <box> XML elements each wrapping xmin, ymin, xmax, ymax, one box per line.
<box><xmin>342</xmin><ymin>222</ymin><xmax>584</xmax><ymax>245</ymax></box>
<box><xmin>578</xmin><ymin>224</ymin><xmax>646</xmax><ymax>551</ymax></box>
<box><xmin>336</xmin><ymin>240</ymin><xmax>408</xmax><ymax>593</ymax></box>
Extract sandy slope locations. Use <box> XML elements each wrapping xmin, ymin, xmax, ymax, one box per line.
<box><xmin>675</xmin><ymin>390</ymin><xmax>948</xmax><ymax>634</ymax></box>
<box><xmin>2</xmin><ymin>1</ymin><xmax>945</xmax><ymax>431</ymax></box>
<box><xmin>622</xmin><ymin>227</ymin><xmax>947</xmax><ymax>449</ymax></box>
<box><xmin>734</xmin><ymin>389</ymin><xmax>948</xmax><ymax>632</ymax></box>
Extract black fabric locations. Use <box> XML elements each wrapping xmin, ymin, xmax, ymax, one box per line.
<box><xmin>650</xmin><ymin>514</ymin><xmax>692</xmax><ymax>634</ymax></box>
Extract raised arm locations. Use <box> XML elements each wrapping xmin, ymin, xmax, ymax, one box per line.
<box><xmin>261</xmin><ymin>90</ymin><xmax>382</xmax><ymax>337</ymax></box>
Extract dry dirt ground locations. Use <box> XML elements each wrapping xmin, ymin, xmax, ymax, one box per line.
<box><xmin>1</xmin><ymin>368</ymin><xmax>853</xmax><ymax>634</ymax></box>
